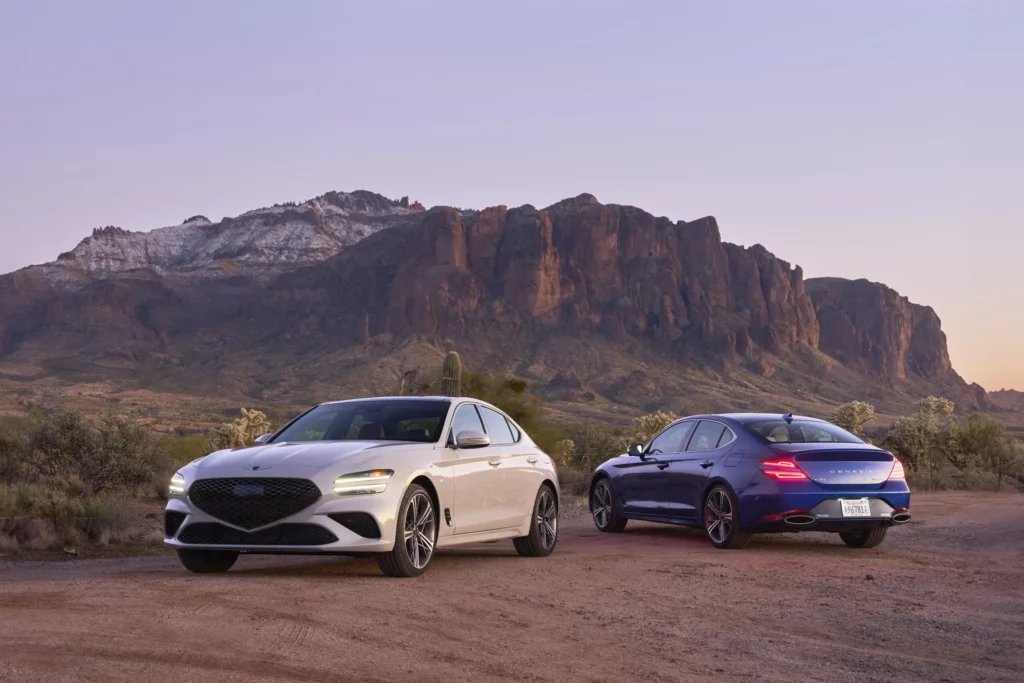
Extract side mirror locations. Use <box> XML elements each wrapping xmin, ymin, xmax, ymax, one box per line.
<box><xmin>254</xmin><ymin>433</ymin><xmax>273</xmax><ymax>445</ymax></box>
<box><xmin>455</xmin><ymin>430</ymin><xmax>491</xmax><ymax>449</ymax></box>
<box><xmin>626</xmin><ymin>443</ymin><xmax>645</xmax><ymax>459</ymax></box>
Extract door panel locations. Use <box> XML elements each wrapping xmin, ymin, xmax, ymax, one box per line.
<box><xmin>447</xmin><ymin>404</ymin><xmax>507</xmax><ymax>534</ymax></box>
<box><xmin>617</xmin><ymin>421</ymin><xmax>696</xmax><ymax>516</ymax></box>
<box><xmin>665</xmin><ymin>420</ymin><xmax>732</xmax><ymax>519</ymax></box>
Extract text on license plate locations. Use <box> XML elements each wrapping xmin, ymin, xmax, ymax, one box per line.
<box><xmin>840</xmin><ymin>498</ymin><xmax>871</xmax><ymax>517</ymax></box>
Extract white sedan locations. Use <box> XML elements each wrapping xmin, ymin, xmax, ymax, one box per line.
<box><xmin>163</xmin><ymin>397</ymin><xmax>560</xmax><ymax>577</ymax></box>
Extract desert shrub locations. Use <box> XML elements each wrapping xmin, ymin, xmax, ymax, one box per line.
<box><xmin>882</xmin><ymin>397</ymin><xmax>956</xmax><ymax>487</ymax></box>
<box><xmin>208</xmin><ymin>408</ymin><xmax>271</xmax><ymax>451</ymax></box>
<box><xmin>79</xmin><ymin>497</ymin><xmax>134</xmax><ymax>543</ymax></box>
<box><xmin>557</xmin><ymin>467</ymin><xmax>590</xmax><ymax>497</ymax></box>
<box><xmin>828</xmin><ymin>401</ymin><xmax>875</xmax><ymax>437</ymax></box>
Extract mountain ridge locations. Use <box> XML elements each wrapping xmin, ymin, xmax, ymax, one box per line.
<box><xmin>0</xmin><ymin>189</ymin><xmax>999</xmax><ymax>424</ymax></box>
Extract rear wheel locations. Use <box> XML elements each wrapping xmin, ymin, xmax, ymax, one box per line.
<box><xmin>176</xmin><ymin>549</ymin><xmax>238</xmax><ymax>573</ymax></box>
<box><xmin>377</xmin><ymin>484</ymin><xmax>437</xmax><ymax>577</ymax></box>
<box><xmin>514</xmin><ymin>485</ymin><xmax>559</xmax><ymax>557</ymax></box>
<box><xmin>590</xmin><ymin>478</ymin><xmax>626</xmax><ymax>533</ymax></box>
<box><xmin>839</xmin><ymin>527</ymin><xmax>888</xmax><ymax>548</ymax></box>
<box><xmin>704</xmin><ymin>485</ymin><xmax>751</xmax><ymax>549</ymax></box>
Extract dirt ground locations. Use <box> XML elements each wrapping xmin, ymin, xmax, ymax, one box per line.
<box><xmin>1</xmin><ymin>492</ymin><xmax>1021</xmax><ymax>683</ymax></box>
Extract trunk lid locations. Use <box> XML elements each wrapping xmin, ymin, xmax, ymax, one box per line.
<box><xmin>768</xmin><ymin>443</ymin><xmax>895</xmax><ymax>489</ymax></box>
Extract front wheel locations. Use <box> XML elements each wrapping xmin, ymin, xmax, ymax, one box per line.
<box><xmin>590</xmin><ymin>478</ymin><xmax>627</xmax><ymax>533</ymax></box>
<box><xmin>176</xmin><ymin>549</ymin><xmax>238</xmax><ymax>573</ymax></box>
<box><xmin>514</xmin><ymin>485</ymin><xmax>559</xmax><ymax>557</ymax></box>
<box><xmin>377</xmin><ymin>485</ymin><xmax>438</xmax><ymax>577</ymax></box>
<box><xmin>839</xmin><ymin>527</ymin><xmax>888</xmax><ymax>548</ymax></box>
<box><xmin>704</xmin><ymin>485</ymin><xmax>751</xmax><ymax>549</ymax></box>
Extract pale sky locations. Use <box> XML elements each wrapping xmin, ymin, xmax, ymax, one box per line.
<box><xmin>1</xmin><ymin>1</ymin><xmax>1021</xmax><ymax>390</ymax></box>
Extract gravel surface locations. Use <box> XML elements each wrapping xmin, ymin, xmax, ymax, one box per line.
<box><xmin>1</xmin><ymin>492</ymin><xmax>1021</xmax><ymax>682</ymax></box>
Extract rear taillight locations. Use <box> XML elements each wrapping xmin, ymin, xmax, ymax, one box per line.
<box><xmin>888</xmin><ymin>459</ymin><xmax>906</xmax><ymax>480</ymax></box>
<box><xmin>759</xmin><ymin>458</ymin><xmax>808</xmax><ymax>481</ymax></box>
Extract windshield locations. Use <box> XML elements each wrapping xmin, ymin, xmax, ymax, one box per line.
<box><xmin>741</xmin><ymin>419</ymin><xmax>863</xmax><ymax>444</ymax></box>
<box><xmin>272</xmin><ymin>399</ymin><xmax>450</xmax><ymax>443</ymax></box>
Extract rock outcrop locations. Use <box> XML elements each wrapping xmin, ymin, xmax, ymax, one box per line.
<box><xmin>805</xmin><ymin>278</ymin><xmax>954</xmax><ymax>381</ymax></box>
<box><xmin>288</xmin><ymin>199</ymin><xmax>823</xmax><ymax>366</ymax></box>
<box><xmin>43</xmin><ymin>190</ymin><xmax>418</xmax><ymax>285</ymax></box>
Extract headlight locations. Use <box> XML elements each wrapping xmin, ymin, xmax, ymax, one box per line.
<box><xmin>334</xmin><ymin>469</ymin><xmax>393</xmax><ymax>495</ymax></box>
<box><xmin>169</xmin><ymin>472</ymin><xmax>187</xmax><ymax>495</ymax></box>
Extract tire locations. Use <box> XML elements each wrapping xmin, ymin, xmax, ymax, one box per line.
<box><xmin>377</xmin><ymin>484</ymin><xmax>438</xmax><ymax>577</ymax></box>
<box><xmin>703</xmin><ymin>485</ymin><xmax>751</xmax><ymax>549</ymax></box>
<box><xmin>839</xmin><ymin>527</ymin><xmax>888</xmax><ymax>548</ymax></box>
<box><xmin>176</xmin><ymin>549</ymin><xmax>238</xmax><ymax>573</ymax></box>
<box><xmin>514</xmin><ymin>485</ymin><xmax>559</xmax><ymax>557</ymax></box>
<box><xmin>590</xmin><ymin>477</ymin><xmax>627</xmax><ymax>533</ymax></box>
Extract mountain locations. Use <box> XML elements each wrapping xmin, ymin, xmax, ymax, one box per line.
<box><xmin>0</xmin><ymin>190</ymin><xmax>997</xmax><ymax>426</ymax></box>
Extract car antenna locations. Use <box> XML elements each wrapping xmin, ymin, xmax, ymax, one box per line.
<box><xmin>782</xmin><ymin>412</ymin><xmax>793</xmax><ymax>423</ymax></box>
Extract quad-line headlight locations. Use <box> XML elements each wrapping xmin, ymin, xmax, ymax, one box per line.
<box><xmin>334</xmin><ymin>469</ymin><xmax>393</xmax><ymax>495</ymax></box>
<box><xmin>169</xmin><ymin>472</ymin><xmax>187</xmax><ymax>496</ymax></box>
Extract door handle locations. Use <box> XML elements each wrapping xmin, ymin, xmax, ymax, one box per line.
<box><xmin>488</xmin><ymin>458</ymin><xmax>501</xmax><ymax>467</ymax></box>
<box><xmin>527</xmin><ymin>456</ymin><xmax>538</xmax><ymax>464</ymax></box>
<box><xmin>700</xmin><ymin>460</ymin><xmax>714</xmax><ymax>469</ymax></box>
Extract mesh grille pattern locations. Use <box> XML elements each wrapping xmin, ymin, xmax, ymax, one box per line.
<box><xmin>188</xmin><ymin>478</ymin><xmax>321</xmax><ymax>530</ymax></box>
<box><xmin>328</xmin><ymin>512</ymin><xmax>382</xmax><ymax>539</ymax></box>
<box><xmin>178</xmin><ymin>522</ymin><xmax>338</xmax><ymax>546</ymax></box>
<box><xmin>164</xmin><ymin>511</ymin><xmax>187</xmax><ymax>538</ymax></box>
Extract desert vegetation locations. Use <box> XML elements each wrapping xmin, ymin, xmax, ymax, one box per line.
<box><xmin>3</xmin><ymin>357</ymin><xmax>1021</xmax><ymax>555</ymax></box>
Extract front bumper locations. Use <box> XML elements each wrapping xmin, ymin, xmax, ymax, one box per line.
<box><xmin>163</xmin><ymin>487</ymin><xmax>400</xmax><ymax>554</ymax></box>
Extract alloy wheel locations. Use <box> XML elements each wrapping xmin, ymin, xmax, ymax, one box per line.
<box><xmin>704</xmin><ymin>489</ymin><xmax>733</xmax><ymax>544</ymax></box>
<box><xmin>403</xmin><ymin>491</ymin><xmax>436</xmax><ymax>570</ymax></box>
<box><xmin>537</xmin><ymin>488</ymin><xmax>558</xmax><ymax>549</ymax></box>
<box><xmin>591</xmin><ymin>481</ymin><xmax>612</xmax><ymax>529</ymax></box>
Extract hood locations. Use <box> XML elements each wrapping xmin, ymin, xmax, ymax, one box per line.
<box><xmin>194</xmin><ymin>440</ymin><xmax>425</xmax><ymax>474</ymax></box>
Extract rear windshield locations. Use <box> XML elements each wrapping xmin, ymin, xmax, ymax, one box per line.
<box><xmin>741</xmin><ymin>419</ymin><xmax>863</xmax><ymax>444</ymax></box>
<box><xmin>272</xmin><ymin>399</ymin><xmax>450</xmax><ymax>443</ymax></box>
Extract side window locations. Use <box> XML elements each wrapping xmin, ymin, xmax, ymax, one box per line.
<box><xmin>647</xmin><ymin>421</ymin><xmax>695</xmax><ymax>456</ymax></box>
<box><xmin>505</xmin><ymin>417</ymin><xmax>521</xmax><ymax>443</ymax></box>
<box><xmin>717</xmin><ymin>426</ymin><xmax>736</xmax><ymax>448</ymax></box>
<box><xmin>686</xmin><ymin>421</ymin><xmax>727</xmax><ymax>452</ymax></box>
<box><xmin>449</xmin><ymin>404</ymin><xmax>484</xmax><ymax>444</ymax></box>
<box><xmin>479</xmin><ymin>406</ymin><xmax>515</xmax><ymax>446</ymax></box>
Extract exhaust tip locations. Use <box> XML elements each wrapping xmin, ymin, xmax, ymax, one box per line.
<box><xmin>891</xmin><ymin>512</ymin><xmax>911</xmax><ymax>524</ymax></box>
<box><xmin>784</xmin><ymin>514</ymin><xmax>816</xmax><ymax>526</ymax></box>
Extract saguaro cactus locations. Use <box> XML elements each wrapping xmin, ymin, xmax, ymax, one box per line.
<box><xmin>441</xmin><ymin>351</ymin><xmax>462</xmax><ymax>397</ymax></box>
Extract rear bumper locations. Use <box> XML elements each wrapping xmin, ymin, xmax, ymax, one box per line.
<box><xmin>752</xmin><ymin>498</ymin><xmax>910</xmax><ymax>531</ymax></box>
<box><xmin>739</xmin><ymin>483</ymin><xmax>911</xmax><ymax>532</ymax></box>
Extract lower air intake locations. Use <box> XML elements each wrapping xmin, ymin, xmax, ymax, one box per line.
<box><xmin>328</xmin><ymin>512</ymin><xmax>382</xmax><ymax>539</ymax></box>
<box><xmin>164</xmin><ymin>511</ymin><xmax>187</xmax><ymax>538</ymax></box>
<box><xmin>178</xmin><ymin>522</ymin><xmax>338</xmax><ymax>546</ymax></box>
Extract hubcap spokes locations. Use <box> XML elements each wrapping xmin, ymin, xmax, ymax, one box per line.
<box><xmin>537</xmin><ymin>489</ymin><xmax>558</xmax><ymax>549</ymax></box>
<box><xmin>705</xmin><ymin>490</ymin><xmax>733</xmax><ymax>544</ymax></box>
<box><xmin>404</xmin><ymin>492</ymin><xmax>436</xmax><ymax>569</ymax></box>
<box><xmin>591</xmin><ymin>483</ymin><xmax>612</xmax><ymax>528</ymax></box>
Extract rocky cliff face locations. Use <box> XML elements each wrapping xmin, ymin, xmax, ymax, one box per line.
<box><xmin>283</xmin><ymin>196</ymin><xmax>823</xmax><ymax>365</ymax></box>
<box><xmin>0</xmin><ymin>190</ymin><xmax>981</xmax><ymax>413</ymax></box>
<box><xmin>806</xmin><ymin>277</ymin><xmax>954</xmax><ymax>381</ymax></box>
<box><xmin>42</xmin><ymin>190</ymin><xmax>418</xmax><ymax>286</ymax></box>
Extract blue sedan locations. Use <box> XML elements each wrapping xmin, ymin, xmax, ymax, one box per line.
<box><xmin>588</xmin><ymin>413</ymin><xmax>911</xmax><ymax>549</ymax></box>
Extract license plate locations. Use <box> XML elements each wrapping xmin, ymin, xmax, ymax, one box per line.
<box><xmin>840</xmin><ymin>498</ymin><xmax>871</xmax><ymax>517</ymax></box>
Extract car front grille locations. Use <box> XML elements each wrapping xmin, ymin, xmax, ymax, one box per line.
<box><xmin>188</xmin><ymin>478</ymin><xmax>321</xmax><ymax>530</ymax></box>
<box><xmin>177</xmin><ymin>522</ymin><xmax>338</xmax><ymax>546</ymax></box>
